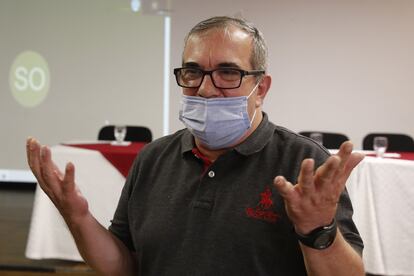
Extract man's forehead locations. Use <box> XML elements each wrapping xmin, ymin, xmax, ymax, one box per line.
<box><xmin>182</xmin><ymin>26</ymin><xmax>253</xmax><ymax>68</ymax></box>
<box><xmin>187</xmin><ymin>26</ymin><xmax>251</xmax><ymax>45</ymax></box>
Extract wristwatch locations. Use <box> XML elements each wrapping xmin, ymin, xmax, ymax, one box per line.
<box><xmin>295</xmin><ymin>218</ymin><xmax>337</xmax><ymax>250</ymax></box>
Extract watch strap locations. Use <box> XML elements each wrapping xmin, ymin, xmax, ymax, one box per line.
<box><xmin>295</xmin><ymin>218</ymin><xmax>337</xmax><ymax>250</ymax></box>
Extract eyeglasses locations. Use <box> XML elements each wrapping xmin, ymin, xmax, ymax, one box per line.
<box><xmin>173</xmin><ymin>67</ymin><xmax>265</xmax><ymax>89</ymax></box>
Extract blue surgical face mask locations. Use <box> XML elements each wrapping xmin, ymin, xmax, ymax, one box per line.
<box><xmin>179</xmin><ymin>82</ymin><xmax>259</xmax><ymax>150</ymax></box>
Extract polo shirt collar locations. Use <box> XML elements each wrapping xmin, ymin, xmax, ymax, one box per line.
<box><xmin>181</xmin><ymin>129</ymin><xmax>196</xmax><ymax>154</ymax></box>
<box><xmin>180</xmin><ymin>112</ymin><xmax>275</xmax><ymax>156</ymax></box>
<box><xmin>234</xmin><ymin>112</ymin><xmax>275</xmax><ymax>156</ymax></box>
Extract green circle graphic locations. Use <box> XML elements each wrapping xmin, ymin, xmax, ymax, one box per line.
<box><xmin>9</xmin><ymin>51</ymin><xmax>51</xmax><ymax>107</ymax></box>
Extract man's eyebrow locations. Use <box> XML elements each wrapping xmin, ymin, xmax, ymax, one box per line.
<box><xmin>217</xmin><ymin>62</ymin><xmax>241</xmax><ymax>69</ymax></box>
<box><xmin>182</xmin><ymin>62</ymin><xmax>200</xmax><ymax>68</ymax></box>
<box><xmin>181</xmin><ymin>62</ymin><xmax>242</xmax><ymax>69</ymax></box>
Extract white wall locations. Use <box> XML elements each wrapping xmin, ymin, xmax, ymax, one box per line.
<box><xmin>168</xmin><ymin>0</ymin><xmax>414</xmax><ymax>149</ymax></box>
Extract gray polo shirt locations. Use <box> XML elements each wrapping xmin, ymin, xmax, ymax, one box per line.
<box><xmin>109</xmin><ymin>113</ymin><xmax>363</xmax><ymax>275</ymax></box>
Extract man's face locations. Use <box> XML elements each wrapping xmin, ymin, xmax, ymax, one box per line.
<box><xmin>180</xmin><ymin>25</ymin><xmax>271</xmax><ymax>150</ymax></box>
<box><xmin>181</xmin><ymin>26</ymin><xmax>258</xmax><ymax>99</ymax></box>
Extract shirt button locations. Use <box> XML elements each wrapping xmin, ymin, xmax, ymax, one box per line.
<box><xmin>208</xmin><ymin>170</ymin><xmax>215</xmax><ymax>178</ymax></box>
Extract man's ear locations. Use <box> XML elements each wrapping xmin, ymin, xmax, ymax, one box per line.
<box><xmin>255</xmin><ymin>75</ymin><xmax>272</xmax><ymax>107</ymax></box>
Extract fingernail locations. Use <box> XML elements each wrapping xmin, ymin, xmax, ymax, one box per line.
<box><xmin>275</xmin><ymin>176</ymin><xmax>282</xmax><ymax>185</ymax></box>
<box><xmin>29</xmin><ymin>139</ymin><xmax>35</xmax><ymax>150</ymax></box>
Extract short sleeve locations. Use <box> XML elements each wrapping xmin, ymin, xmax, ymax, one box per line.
<box><xmin>336</xmin><ymin>188</ymin><xmax>364</xmax><ymax>256</ymax></box>
<box><xmin>108</xmin><ymin>157</ymin><xmax>140</xmax><ymax>251</ymax></box>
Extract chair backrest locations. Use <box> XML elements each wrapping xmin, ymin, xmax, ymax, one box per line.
<box><xmin>299</xmin><ymin>131</ymin><xmax>349</xmax><ymax>149</ymax></box>
<box><xmin>98</xmin><ymin>125</ymin><xmax>152</xmax><ymax>143</ymax></box>
<box><xmin>362</xmin><ymin>133</ymin><xmax>414</xmax><ymax>152</ymax></box>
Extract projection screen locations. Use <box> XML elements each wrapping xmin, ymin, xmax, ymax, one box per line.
<box><xmin>0</xmin><ymin>0</ymin><xmax>165</xmax><ymax>182</ymax></box>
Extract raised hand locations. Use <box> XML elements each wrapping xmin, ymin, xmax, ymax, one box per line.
<box><xmin>273</xmin><ymin>141</ymin><xmax>364</xmax><ymax>234</ymax></box>
<box><xmin>26</xmin><ymin>137</ymin><xmax>89</xmax><ymax>224</ymax></box>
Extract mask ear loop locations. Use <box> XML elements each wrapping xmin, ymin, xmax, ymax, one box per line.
<box><xmin>247</xmin><ymin>78</ymin><xmax>262</xmax><ymax>123</ymax></box>
<box><xmin>249</xmin><ymin>108</ymin><xmax>257</xmax><ymax>124</ymax></box>
<box><xmin>247</xmin><ymin>80</ymin><xmax>261</xmax><ymax>99</ymax></box>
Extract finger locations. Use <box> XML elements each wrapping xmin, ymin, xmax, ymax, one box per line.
<box><xmin>26</xmin><ymin>138</ymin><xmax>44</xmax><ymax>181</ymax></box>
<box><xmin>54</xmin><ymin>165</ymin><xmax>65</xmax><ymax>180</ymax></box>
<box><xmin>26</xmin><ymin>137</ymin><xmax>33</xmax><ymax>166</ymax></box>
<box><xmin>336</xmin><ymin>152</ymin><xmax>364</xmax><ymax>185</ymax></box>
<box><xmin>297</xmin><ymin>159</ymin><xmax>315</xmax><ymax>194</ymax></box>
<box><xmin>27</xmin><ymin>137</ymin><xmax>38</xmax><ymax>170</ymax></box>
<box><xmin>274</xmin><ymin>176</ymin><xmax>295</xmax><ymax>201</ymax></box>
<box><xmin>51</xmin><ymin>159</ymin><xmax>64</xmax><ymax>181</ymax></box>
<box><xmin>62</xmin><ymin>162</ymin><xmax>76</xmax><ymax>194</ymax></box>
<box><xmin>39</xmin><ymin>145</ymin><xmax>62</xmax><ymax>194</ymax></box>
<box><xmin>335</xmin><ymin>141</ymin><xmax>353</xmax><ymax>169</ymax></box>
<box><xmin>314</xmin><ymin>155</ymin><xmax>340</xmax><ymax>191</ymax></box>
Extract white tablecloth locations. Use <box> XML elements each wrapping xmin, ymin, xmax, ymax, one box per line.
<box><xmin>346</xmin><ymin>156</ymin><xmax>414</xmax><ymax>276</ymax></box>
<box><xmin>25</xmin><ymin>145</ymin><xmax>125</xmax><ymax>261</ymax></box>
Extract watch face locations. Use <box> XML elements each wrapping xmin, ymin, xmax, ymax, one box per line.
<box><xmin>314</xmin><ymin>233</ymin><xmax>334</xmax><ymax>249</ymax></box>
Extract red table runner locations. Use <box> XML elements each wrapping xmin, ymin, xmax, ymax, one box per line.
<box><xmin>64</xmin><ymin>142</ymin><xmax>147</xmax><ymax>177</ymax></box>
<box><xmin>396</xmin><ymin>152</ymin><xmax>414</xmax><ymax>160</ymax></box>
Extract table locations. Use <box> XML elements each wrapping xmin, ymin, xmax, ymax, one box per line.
<box><xmin>25</xmin><ymin>142</ymin><xmax>145</xmax><ymax>261</ymax></box>
<box><xmin>346</xmin><ymin>152</ymin><xmax>414</xmax><ymax>276</ymax></box>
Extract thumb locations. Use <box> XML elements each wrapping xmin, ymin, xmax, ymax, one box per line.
<box><xmin>273</xmin><ymin>176</ymin><xmax>294</xmax><ymax>199</ymax></box>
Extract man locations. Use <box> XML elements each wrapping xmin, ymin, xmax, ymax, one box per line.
<box><xmin>26</xmin><ymin>16</ymin><xmax>364</xmax><ymax>275</ymax></box>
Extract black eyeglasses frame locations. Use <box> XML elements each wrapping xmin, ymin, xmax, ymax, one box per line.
<box><xmin>173</xmin><ymin>67</ymin><xmax>265</xmax><ymax>89</ymax></box>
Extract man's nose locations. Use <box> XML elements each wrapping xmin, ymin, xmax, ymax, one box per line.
<box><xmin>197</xmin><ymin>74</ymin><xmax>220</xmax><ymax>98</ymax></box>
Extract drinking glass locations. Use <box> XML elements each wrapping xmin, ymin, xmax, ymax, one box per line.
<box><xmin>114</xmin><ymin>125</ymin><xmax>127</xmax><ymax>144</ymax></box>
<box><xmin>310</xmin><ymin>132</ymin><xmax>323</xmax><ymax>146</ymax></box>
<box><xmin>373</xmin><ymin>136</ymin><xmax>388</xmax><ymax>158</ymax></box>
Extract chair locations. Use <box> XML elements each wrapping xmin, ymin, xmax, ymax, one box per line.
<box><xmin>98</xmin><ymin>125</ymin><xmax>152</xmax><ymax>143</ymax></box>
<box><xmin>299</xmin><ymin>131</ymin><xmax>349</xmax><ymax>149</ymax></box>
<box><xmin>362</xmin><ymin>133</ymin><xmax>414</xmax><ymax>152</ymax></box>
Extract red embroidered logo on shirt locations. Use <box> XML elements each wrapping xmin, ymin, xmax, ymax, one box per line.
<box><xmin>245</xmin><ymin>187</ymin><xmax>280</xmax><ymax>223</ymax></box>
